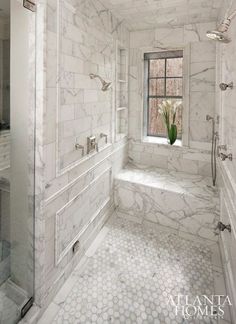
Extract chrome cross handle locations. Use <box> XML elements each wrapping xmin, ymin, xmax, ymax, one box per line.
<box><xmin>220</xmin><ymin>153</ymin><xmax>233</xmax><ymax>161</ymax></box>
<box><xmin>214</xmin><ymin>221</ymin><xmax>231</xmax><ymax>235</ymax></box>
<box><xmin>217</xmin><ymin>144</ymin><xmax>227</xmax><ymax>157</ymax></box>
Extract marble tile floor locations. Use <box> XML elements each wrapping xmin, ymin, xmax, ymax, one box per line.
<box><xmin>38</xmin><ymin>211</ymin><xmax>231</xmax><ymax>324</ymax></box>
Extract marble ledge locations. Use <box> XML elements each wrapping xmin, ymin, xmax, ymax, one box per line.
<box><xmin>129</xmin><ymin>139</ymin><xmax>211</xmax><ymax>161</ymax></box>
<box><xmin>115</xmin><ymin>164</ymin><xmax>218</xmax><ymax>199</ymax></box>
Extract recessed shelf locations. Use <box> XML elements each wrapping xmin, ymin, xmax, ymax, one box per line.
<box><xmin>115</xmin><ymin>42</ymin><xmax>128</xmax><ymax>142</ymax></box>
<box><xmin>117</xmin><ymin>107</ymin><xmax>127</xmax><ymax>111</ymax></box>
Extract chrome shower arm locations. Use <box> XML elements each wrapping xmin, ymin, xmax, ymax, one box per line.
<box><xmin>228</xmin><ymin>10</ymin><xmax>236</xmax><ymax>21</ymax></box>
<box><xmin>218</xmin><ymin>10</ymin><xmax>236</xmax><ymax>32</ymax></box>
<box><xmin>90</xmin><ymin>74</ymin><xmax>104</xmax><ymax>85</ymax></box>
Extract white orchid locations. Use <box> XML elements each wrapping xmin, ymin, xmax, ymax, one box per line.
<box><xmin>158</xmin><ymin>99</ymin><xmax>182</xmax><ymax>125</ymax></box>
<box><xmin>157</xmin><ymin>99</ymin><xmax>182</xmax><ymax>145</ymax></box>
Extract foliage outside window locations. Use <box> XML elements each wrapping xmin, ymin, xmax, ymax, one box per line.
<box><xmin>144</xmin><ymin>51</ymin><xmax>183</xmax><ymax>139</ymax></box>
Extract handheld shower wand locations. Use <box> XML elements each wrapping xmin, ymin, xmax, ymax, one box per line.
<box><xmin>206</xmin><ymin>115</ymin><xmax>218</xmax><ymax>186</ymax></box>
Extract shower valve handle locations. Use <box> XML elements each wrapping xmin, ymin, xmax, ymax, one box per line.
<box><xmin>214</xmin><ymin>221</ymin><xmax>231</xmax><ymax>235</ymax></box>
<box><xmin>217</xmin><ymin>145</ymin><xmax>227</xmax><ymax>157</ymax></box>
<box><xmin>220</xmin><ymin>153</ymin><xmax>233</xmax><ymax>161</ymax></box>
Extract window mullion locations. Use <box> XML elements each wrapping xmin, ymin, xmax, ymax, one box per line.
<box><xmin>147</xmin><ymin>59</ymin><xmax>150</xmax><ymax>135</ymax></box>
<box><xmin>145</xmin><ymin>52</ymin><xmax>183</xmax><ymax>138</ymax></box>
<box><xmin>164</xmin><ymin>59</ymin><xmax>167</xmax><ymax>97</ymax></box>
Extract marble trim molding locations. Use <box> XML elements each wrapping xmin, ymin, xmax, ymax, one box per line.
<box><xmin>44</xmin><ymin>140</ymin><xmax>127</xmax><ymax>205</ymax></box>
<box><xmin>54</xmin><ymin>0</ymin><xmax>114</xmax><ymax>176</ymax></box>
<box><xmin>55</xmin><ymin>166</ymin><xmax>112</xmax><ymax>264</ymax></box>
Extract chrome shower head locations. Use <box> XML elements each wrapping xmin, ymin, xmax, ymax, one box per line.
<box><xmin>206</xmin><ymin>30</ymin><xmax>231</xmax><ymax>43</ymax></box>
<box><xmin>219</xmin><ymin>82</ymin><xmax>233</xmax><ymax>91</ymax></box>
<box><xmin>89</xmin><ymin>73</ymin><xmax>112</xmax><ymax>92</ymax></box>
<box><xmin>206</xmin><ymin>10</ymin><xmax>236</xmax><ymax>43</ymax></box>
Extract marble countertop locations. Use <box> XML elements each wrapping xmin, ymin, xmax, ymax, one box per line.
<box><xmin>115</xmin><ymin>164</ymin><xmax>218</xmax><ymax>199</ymax></box>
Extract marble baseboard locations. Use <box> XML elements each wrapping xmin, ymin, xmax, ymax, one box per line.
<box><xmin>115</xmin><ymin>165</ymin><xmax>220</xmax><ymax>242</ymax></box>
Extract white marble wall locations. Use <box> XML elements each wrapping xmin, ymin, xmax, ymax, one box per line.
<box><xmin>129</xmin><ymin>139</ymin><xmax>212</xmax><ymax>176</ymax></box>
<box><xmin>216</xmin><ymin>0</ymin><xmax>236</xmax><ymax>320</ymax></box>
<box><xmin>45</xmin><ymin>0</ymin><xmax>129</xmax><ymax>175</ymax></box>
<box><xmin>129</xmin><ymin>22</ymin><xmax>217</xmax><ymax>176</ymax></box>
<box><xmin>34</xmin><ymin>0</ymin><xmax>129</xmax><ymax>310</ymax></box>
<box><xmin>216</xmin><ymin>0</ymin><xmax>236</xmax><ymax>184</ymax></box>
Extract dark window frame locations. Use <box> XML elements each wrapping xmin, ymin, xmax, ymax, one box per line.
<box><xmin>144</xmin><ymin>50</ymin><xmax>183</xmax><ymax>138</ymax></box>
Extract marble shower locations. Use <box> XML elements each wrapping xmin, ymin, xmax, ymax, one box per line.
<box><xmin>1</xmin><ymin>0</ymin><xmax>236</xmax><ymax>323</ymax></box>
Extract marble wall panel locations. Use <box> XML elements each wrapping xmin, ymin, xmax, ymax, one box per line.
<box><xmin>129</xmin><ymin>139</ymin><xmax>211</xmax><ymax>176</ymax></box>
<box><xmin>216</xmin><ymin>2</ymin><xmax>236</xmax><ymax>318</ymax></box>
<box><xmin>55</xmin><ymin>168</ymin><xmax>111</xmax><ymax>264</ymax></box>
<box><xmin>34</xmin><ymin>0</ymin><xmax>129</xmax><ymax>309</ymax></box>
<box><xmin>128</xmin><ymin>22</ymin><xmax>217</xmax><ymax>176</ymax></box>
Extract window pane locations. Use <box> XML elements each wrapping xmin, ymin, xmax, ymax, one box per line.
<box><xmin>149</xmin><ymin>79</ymin><xmax>165</xmax><ymax>96</ymax></box>
<box><xmin>148</xmin><ymin>98</ymin><xmax>166</xmax><ymax>136</ymax></box>
<box><xmin>166</xmin><ymin>58</ymin><xmax>183</xmax><ymax>77</ymax></box>
<box><xmin>148</xmin><ymin>98</ymin><xmax>183</xmax><ymax>138</ymax></box>
<box><xmin>166</xmin><ymin>78</ymin><xmax>182</xmax><ymax>96</ymax></box>
<box><xmin>149</xmin><ymin>59</ymin><xmax>165</xmax><ymax>77</ymax></box>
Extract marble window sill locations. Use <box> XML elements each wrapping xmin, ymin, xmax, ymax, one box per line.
<box><xmin>142</xmin><ymin>136</ymin><xmax>182</xmax><ymax>147</ymax></box>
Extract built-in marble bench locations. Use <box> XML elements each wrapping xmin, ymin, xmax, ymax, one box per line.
<box><xmin>114</xmin><ymin>164</ymin><xmax>220</xmax><ymax>242</ymax></box>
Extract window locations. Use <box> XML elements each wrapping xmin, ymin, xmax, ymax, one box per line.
<box><xmin>144</xmin><ymin>51</ymin><xmax>183</xmax><ymax>138</ymax></box>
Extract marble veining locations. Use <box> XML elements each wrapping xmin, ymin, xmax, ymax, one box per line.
<box><xmin>116</xmin><ymin>164</ymin><xmax>217</xmax><ymax>198</ymax></box>
<box><xmin>99</xmin><ymin>0</ymin><xmax>222</xmax><ymax>31</ymax></box>
<box><xmin>115</xmin><ymin>164</ymin><xmax>219</xmax><ymax>241</ymax></box>
<box><xmin>38</xmin><ymin>212</ymin><xmax>229</xmax><ymax>324</ymax></box>
<box><xmin>33</xmin><ymin>0</ymin><xmax>129</xmax><ymax>309</ymax></box>
<box><xmin>128</xmin><ymin>22</ymin><xmax>217</xmax><ymax>175</ymax></box>
<box><xmin>215</xmin><ymin>0</ymin><xmax>236</xmax><ymax>318</ymax></box>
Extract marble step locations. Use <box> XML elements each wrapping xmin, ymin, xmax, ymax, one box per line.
<box><xmin>114</xmin><ymin>165</ymin><xmax>220</xmax><ymax>242</ymax></box>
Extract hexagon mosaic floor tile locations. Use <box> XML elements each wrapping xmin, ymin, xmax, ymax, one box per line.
<box><xmin>49</xmin><ymin>213</ymin><xmax>225</xmax><ymax>324</ymax></box>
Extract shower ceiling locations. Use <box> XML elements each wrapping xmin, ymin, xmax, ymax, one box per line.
<box><xmin>100</xmin><ymin>0</ymin><xmax>222</xmax><ymax>30</ymax></box>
